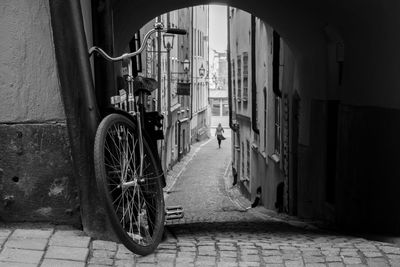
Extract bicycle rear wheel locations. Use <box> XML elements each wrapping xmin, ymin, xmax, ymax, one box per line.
<box><xmin>94</xmin><ymin>113</ymin><xmax>165</xmax><ymax>255</ymax></box>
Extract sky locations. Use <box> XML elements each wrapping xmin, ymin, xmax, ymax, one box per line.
<box><xmin>209</xmin><ymin>5</ymin><xmax>227</xmax><ymax>53</ymax></box>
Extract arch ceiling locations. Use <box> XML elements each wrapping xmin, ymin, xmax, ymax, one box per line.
<box><xmin>109</xmin><ymin>0</ymin><xmax>400</xmax><ymax>107</ymax></box>
<box><xmin>112</xmin><ymin>0</ymin><xmax>331</xmax><ymax>55</ymax></box>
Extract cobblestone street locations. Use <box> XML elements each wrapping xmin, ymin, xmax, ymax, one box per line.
<box><xmin>0</xmin><ymin>137</ymin><xmax>400</xmax><ymax>266</ymax></box>
<box><xmin>165</xmin><ymin>134</ymin><xmax>262</xmax><ymax>224</ymax></box>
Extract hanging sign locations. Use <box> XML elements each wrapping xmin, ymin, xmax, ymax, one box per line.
<box><xmin>177</xmin><ymin>82</ymin><xmax>191</xmax><ymax>95</ymax></box>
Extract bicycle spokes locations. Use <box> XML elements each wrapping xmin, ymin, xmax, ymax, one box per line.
<box><xmin>103</xmin><ymin>121</ymin><xmax>159</xmax><ymax>246</ymax></box>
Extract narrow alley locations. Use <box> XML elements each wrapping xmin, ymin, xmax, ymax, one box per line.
<box><xmin>2</xmin><ymin>1</ymin><xmax>400</xmax><ymax>266</ymax></box>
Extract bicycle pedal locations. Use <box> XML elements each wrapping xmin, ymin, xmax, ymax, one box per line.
<box><xmin>165</xmin><ymin>206</ymin><xmax>184</xmax><ymax>220</ymax></box>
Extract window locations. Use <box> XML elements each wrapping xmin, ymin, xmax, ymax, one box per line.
<box><xmin>198</xmin><ymin>31</ymin><xmax>201</xmax><ymax>56</ymax></box>
<box><xmin>197</xmin><ymin>84</ymin><xmax>200</xmax><ymax>111</ymax></box>
<box><xmin>241</xmin><ymin>142</ymin><xmax>245</xmax><ymax>176</ymax></box>
<box><xmin>222</xmin><ymin>99</ymin><xmax>229</xmax><ymax>116</ymax></box>
<box><xmin>264</xmin><ymin>87</ymin><xmax>267</xmax><ymax>151</ymax></box>
<box><xmin>232</xmin><ymin>60</ymin><xmax>235</xmax><ymax>97</ymax></box>
<box><xmin>246</xmin><ymin>140</ymin><xmax>250</xmax><ymax>177</ymax></box>
<box><xmin>194</xmin><ymin>29</ymin><xmax>197</xmax><ymax>56</ymax></box>
<box><xmin>199</xmin><ymin>31</ymin><xmax>202</xmax><ymax>57</ymax></box>
<box><xmin>274</xmin><ymin>96</ymin><xmax>281</xmax><ymax>155</ymax></box>
<box><xmin>242</xmin><ymin>52</ymin><xmax>249</xmax><ymax>102</ymax></box>
<box><xmin>211</xmin><ymin>99</ymin><xmax>220</xmax><ymax>116</ymax></box>
<box><xmin>201</xmin><ymin>32</ymin><xmax>204</xmax><ymax>57</ymax></box>
<box><xmin>237</xmin><ymin>55</ymin><xmax>242</xmax><ymax>110</ymax></box>
<box><xmin>200</xmin><ymin>83</ymin><xmax>203</xmax><ymax>108</ymax></box>
<box><xmin>175</xmin><ymin>124</ymin><xmax>178</xmax><ymax>145</ymax></box>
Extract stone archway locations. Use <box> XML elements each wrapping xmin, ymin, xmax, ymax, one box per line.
<box><xmin>105</xmin><ymin>0</ymin><xmax>400</xmax><ymax>233</ymax></box>
<box><xmin>50</xmin><ymin>0</ymin><xmax>400</xmax><ymax>238</ymax></box>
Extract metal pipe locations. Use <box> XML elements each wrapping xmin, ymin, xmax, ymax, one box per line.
<box><xmin>91</xmin><ymin>0</ymin><xmax>115</xmax><ymax>111</ymax></box>
<box><xmin>227</xmin><ymin>6</ymin><xmax>235</xmax><ymax>132</ymax></box>
<box><xmin>49</xmin><ymin>0</ymin><xmax>107</xmax><ymax>238</ymax></box>
<box><xmin>190</xmin><ymin>7</ymin><xmax>194</xmax><ymax>121</ymax></box>
<box><xmin>157</xmin><ymin>16</ymin><xmax>162</xmax><ymax>112</ymax></box>
<box><xmin>167</xmin><ymin>48</ymin><xmax>172</xmax><ymax>128</ymax></box>
<box><xmin>166</xmin><ymin>13</ymin><xmax>172</xmax><ymax>129</ymax></box>
<box><xmin>251</xmin><ymin>15</ymin><xmax>260</xmax><ymax>134</ymax></box>
<box><xmin>273</xmin><ymin>30</ymin><xmax>282</xmax><ymax>98</ymax></box>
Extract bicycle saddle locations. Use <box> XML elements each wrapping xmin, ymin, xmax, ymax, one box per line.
<box><xmin>132</xmin><ymin>76</ymin><xmax>158</xmax><ymax>95</ymax></box>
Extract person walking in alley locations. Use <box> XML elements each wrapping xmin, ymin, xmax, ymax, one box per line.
<box><xmin>215</xmin><ymin>123</ymin><xmax>225</xmax><ymax>148</ymax></box>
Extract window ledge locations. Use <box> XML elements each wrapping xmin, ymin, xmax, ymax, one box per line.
<box><xmin>268</xmin><ymin>153</ymin><xmax>280</xmax><ymax>163</ymax></box>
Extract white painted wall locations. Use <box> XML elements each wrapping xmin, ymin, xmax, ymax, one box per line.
<box><xmin>0</xmin><ymin>0</ymin><xmax>65</xmax><ymax>123</ymax></box>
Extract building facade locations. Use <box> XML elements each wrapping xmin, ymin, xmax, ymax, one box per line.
<box><xmin>133</xmin><ymin>7</ymin><xmax>210</xmax><ymax>170</ymax></box>
<box><xmin>228</xmin><ymin>7</ymin><xmax>306</xmax><ymax>215</ymax></box>
<box><xmin>209</xmin><ymin>51</ymin><xmax>229</xmax><ymax>128</ymax></box>
<box><xmin>229</xmin><ymin>8</ymin><xmax>253</xmax><ymax>200</ymax></box>
<box><xmin>191</xmin><ymin>6</ymin><xmax>211</xmax><ymax>143</ymax></box>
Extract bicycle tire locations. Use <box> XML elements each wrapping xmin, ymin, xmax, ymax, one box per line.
<box><xmin>94</xmin><ymin>113</ymin><xmax>165</xmax><ymax>255</ymax></box>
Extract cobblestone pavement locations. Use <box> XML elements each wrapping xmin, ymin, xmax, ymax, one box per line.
<box><xmin>165</xmin><ymin>136</ymin><xmax>259</xmax><ymax>224</ymax></box>
<box><xmin>0</xmin><ymin>137</ymin><xmax>400</xmax><ymax>266</ymax></box>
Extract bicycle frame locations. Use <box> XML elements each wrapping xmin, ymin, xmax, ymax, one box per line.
<box><xmin>89</xmin><ymin>22</ymin><xmax>187</xmax><ymax>187</ymax></box>
<box><xmin>119</xmin><ymin>76</ymin><xmax>146</xmax><ymax>190</ymax></box>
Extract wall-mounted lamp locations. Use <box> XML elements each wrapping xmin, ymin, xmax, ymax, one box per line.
<box><xmin>199</xmin><ymin>64</ymin><xmax>205</xmax><ymax>78</ymax></box>
<box><xmin>183</xmin><ymin>58</ymin><xmax>190</xmax><ymax>73</ymax></box>
<box><xmin>162</xmin><ymin>33</ymin><xmax>175</xmax><ymax>51</ymax></box>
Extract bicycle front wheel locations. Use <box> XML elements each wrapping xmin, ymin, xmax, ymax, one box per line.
<box><xmin>94</xmin><ymin>113</ymin><xmax>165</xmax><ymax>255</ymax></box>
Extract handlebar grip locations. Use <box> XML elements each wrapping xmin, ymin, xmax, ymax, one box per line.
<box><xmin>166</xmin><ymin>28</ymin><xmax>187</xmax><ymax>35</ymax></box>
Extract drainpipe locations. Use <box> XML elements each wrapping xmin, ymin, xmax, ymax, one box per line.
<box><xmin>157</xmin><ymin>16</ymin><xmax>162</xmax><ymax>112</ymax></box>
<box><xmin>49</xmin><ymin>0</ymin><xmax>112</xmax><ymax>239</ymax></box>
<box><xmin>190</xmin><ymin>7</ymin><xmax>194</xmax><ymax>121</ymax></box>
<box><xmin>92</xmin><ymin>0</ymin><xmax>115</xmax><ymax>110</ymax></box>
<box><xmin>166</xmin><ymin>13</ymin><xmax>172</xmax><ymax>129</ymax></box>
<box><xmin>251</xmin><ymin>15</ymin><xmax>260</xmax><ymax>134</ymax></box>
<box><xmin>227</xmin><ymin>6</ymin><xmax>235</xmax><ymax>132</ymax></box>
<box><xmin>273</xmin><ymin>30</ymin><xmax>282</xmax><ymax>98</ymax></box>
<box><xmin>227</xmin><ymin>6</ymin><xmax>237</xmax><ymax>177</ymax></box>
<box><xmin>207</xmin><ymin>5</ymin><xmax>210</xmax><ymax>110</ymax></box>
<box><xmin>157</xmin><ymin>16</ymin><xmax>164</xmax><ymax>168</ymax></box>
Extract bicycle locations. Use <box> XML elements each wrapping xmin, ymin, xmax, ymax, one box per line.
<box><xmin>89</xmin><ymin>22</ymin><xmax>186</xmax><ymax>255</ymax></box>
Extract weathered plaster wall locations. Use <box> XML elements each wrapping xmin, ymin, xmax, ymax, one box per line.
<box><xmin>0</xmin><ymin>0</ymin><xmax>65</xmax><ymax>122</ymax></box>
<box><xmin>0</xmin><ymin>0</ymin><xmax>79</xmax><ymax>224</ymax></box>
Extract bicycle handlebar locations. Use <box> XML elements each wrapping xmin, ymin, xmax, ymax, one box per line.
<box><xmin>89</xmin><ymin>23</ymin><xmax>187</xmax><ymax>62</ymax></box>
<box><xmin>165</xmin><ymin>28</ymin><xmax>187</xmax><ymax>35</ymax></box>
